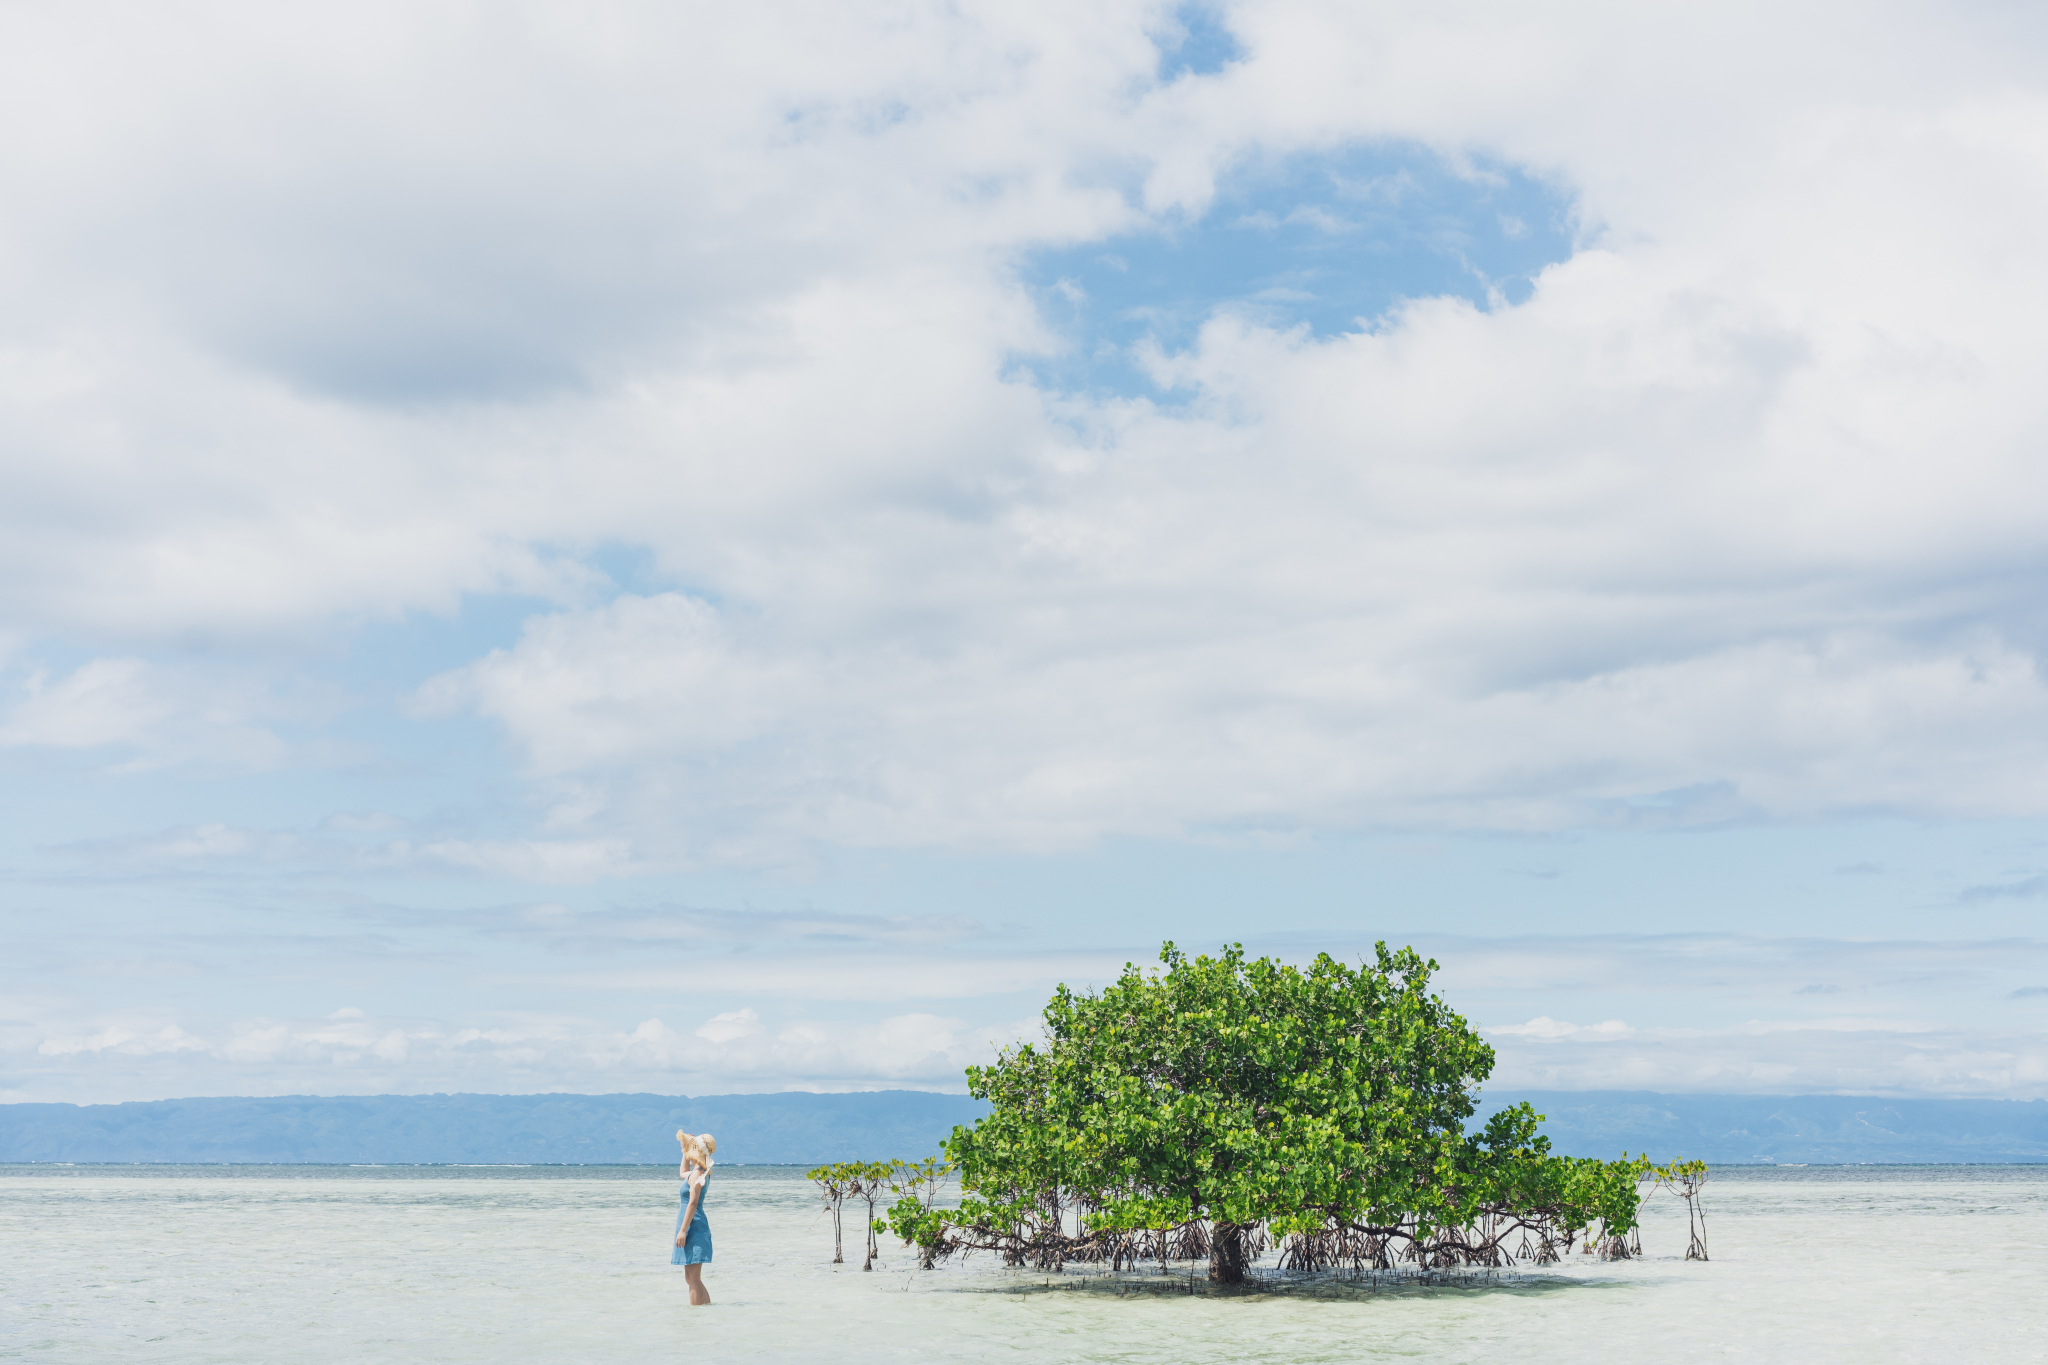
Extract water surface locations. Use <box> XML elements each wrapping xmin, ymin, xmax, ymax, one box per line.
<box><xmin>3</xmin><ymin>1164</ymin><xmax>2042</xmax><ymax>1362</ymax></box>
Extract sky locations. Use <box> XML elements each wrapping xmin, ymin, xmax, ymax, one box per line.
<box><xmin>5</xmin><ymin>0</ymin><xmax>2048</xmax><ymax>1106</ymax></box>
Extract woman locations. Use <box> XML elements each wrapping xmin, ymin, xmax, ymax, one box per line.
<box><xmin>672</xmin><ymin>1129</ymin><xmax>716</xmax><ymax>1305</ymax></box>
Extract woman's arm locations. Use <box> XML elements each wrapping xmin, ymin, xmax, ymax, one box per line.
<box><xmin>675</xmin><ymin>1169</ymin><xmax>706</xmax><ymax>1245</ymax></box>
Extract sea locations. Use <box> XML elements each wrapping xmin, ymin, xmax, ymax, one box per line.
<box><xmin>2</xmin><ymin>1163</ymin><xmax>2042</xmax><ymax>1362</ymax></box>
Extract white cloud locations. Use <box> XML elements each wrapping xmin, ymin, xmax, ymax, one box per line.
<box><xmin>42</xmin><ymin>821</ymin><xmax>639</xmax><ymax>884</ymax></box>
<box><xmin>1482</xmin><ymin>1016</ymin><xmax>2048</xmax><ymax>1098</ymax></box>
<box><xmin>520</xmin><ymin>949</ymin><xmax>1132</xmax><ymax>1004</ymax></box>
<box><xmin>416</xmin><ymin>838</ymin><xmax>641</xmax><ymax>883</ymax></box>
<box><xmin>1</xmin><ymin>4</ymin><xmax>2045</xmax><ymax>849</ymax></box>
<box><xmin>0</xmin><ymin>657</ymin><xmax>304</xmax><ymax>770</ymax></box>
<box><xmin>1</xmin><ymin>1000</ymin><xmax>1038</xmax><ymax>1103</ymax></box>
<box><xmin>9</xmin><ymin>1</ymin><xmax>2048</xmax><ymax>1104</ymax></box>
<box><xmin>13</xmin><ymin>954</ymin><xmax>2043</xmax><ymax>1103</ymax></box>
<box><xmin>0</xmin><ymin>659</ymin><xmax>170</xmax><ymax>749</ymax></box>
<box><xmin>1423</xmin><ymin>934</ymin><xmax>2048</xmax><ymax>1001</ymax></box>
<box><xmin>6</xmin><ymin>926</ymin><xmax>2046</xmax><ymax>1102</ymax></box>
<box><xmin>1455</xmin><ymin>934</ymin><xmax>2048</xmax><ymax>1095</ymax></box>
<box><xmin>34</xmin><ymin>1022</ymin><xmax>209</xmax><ymax>1059</ymax></box>
<box><xmin>693</xmin><ymin>1009</ymin><xmax>762</xmax><ymax>1044</ymax></box>
<box><xmin>1487</xmin><ymin>1017</ymin><xmax>1634</xmax><ymax>1041</ymax></box>
<box><xmin>425</xmin><ymin>587</ymin><xmax>2048</xmax><ymax>858</ymax></box>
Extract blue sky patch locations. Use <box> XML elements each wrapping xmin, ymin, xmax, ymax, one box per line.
<box><xmin>1156</xmin><ymin>3</ymin><xmax>1244</xmax><ymax>80</ymax></box>
<box><xmin>1016</xmin><ymin>143</ymin><xmax>1578</xmax><ymax>398</ymax></box>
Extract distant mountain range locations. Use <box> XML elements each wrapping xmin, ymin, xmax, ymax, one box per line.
<box><xmin>2</xmin><ymin>1089</ymin><xmax>2043</xmax><ymax>1165</ymax></box>
<box><xmin>0</xmin><ymin>1091</ymin><xmax>986</xmax><ymax>1165</ymax></box>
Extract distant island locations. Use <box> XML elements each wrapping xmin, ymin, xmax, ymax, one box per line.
<box><xmin>2</xmin><ymin>1088</ymin><xmax>2044</xmax><ymax>1165</ymax></box>
<box><xmin>0</xmin><ymin>1090</ymin><xmax>986</xmax><ymax>1165</ymax></box>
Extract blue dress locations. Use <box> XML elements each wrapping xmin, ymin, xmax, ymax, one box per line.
<box><xmin>672</xmin><ymin>1175</ymin><xmax>713</xmax><ymax>1265</ymax></box>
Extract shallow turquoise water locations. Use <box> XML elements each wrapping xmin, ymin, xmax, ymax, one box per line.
<box><xmin>2</xmin><ymin>1165</ymin><xmax>2042</xmax><ymax>1362</ymax></box>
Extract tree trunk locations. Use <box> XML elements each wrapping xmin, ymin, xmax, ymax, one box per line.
<box><xmin>1208</xmin><ymin>1221</ymin><xmax>1251</xmax><ymax>1284</ymax></box>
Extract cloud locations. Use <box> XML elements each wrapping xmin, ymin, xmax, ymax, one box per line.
<box><xmin>0</xmin><ymin>658</ymin><xmax>290</xmax><ymax>770</ymax></box>
<box><xmin>0</xmin><ymin>0</ymin><xmax>1155</xmax><ymax>644</ymax></box>
<box><xmin>321</xmin><ymin>812</ymin><xmax>404</xmax><ymax>833</ymax></box>
<box><xmin>9</xmin><ymin>927</ymin><xmax>2045</xmax><ymax>1103</ymax></box>
<box><xmin>508</xmin><ymin>948</ymin><xmax>1132</xmax><ymax>1005</ymax></box>
<box><xmin>1480</xmin><ymin>1015</ymin><xmax>2048</xmax><ymax>1098</ymax></box>
<box><xmin>1418</xmin><ymin>933</ymin><xmax>2048</xmax><ymax>998</ymax></box>
<box><xmin>1485</xmin><ymin>1017</ymin><xmax>1633</xmax><ymax>1041</ymax></box>
<box><xmin>42</xmin><ymin>821</ymin><xmax>639</xmax><ymax>885</ymax></box>
<box><xmin>0</xmin><ymin>659</ymin><xmax>170</xmax><ymax>749</ymax></box>
<box><xmin>34</xmin><ymin>1022</ymin><xmax>209</xmax><ymax>1059</ymax></box>
<box><xmin>1961</xmin><ymin>876</ymin><xmax>2048</xmax><ymax>903</ymax></box>
<box><xmin>1449</xmin><ymin>935</ymin><xmax>2048</xmax><ymax>1095</ymax></box>
<box><xmin>11</xmin><ymin>2</ymin><xmax>2048</xmax><ymax>1108</ymax></box>
<box><xmin>0</xmin><ymin>2</ymin><xmax>2041</xmax><ymax>858</ymax></box>
<box><xmin>416</xmin><ymin>838</ymin><xmax>641</xmax><ymax>884</ymax></box>
<box><xmin>2</xmin><ymin>999</ymin><xmax>1040</xmax><ymax>1103</ymax></box>
<box><xmin>426</xmin><ymin>590</ymin><xmax>2048</xmax><ymax>857</ymax></box>
<box><xmin>694</xmin><ymin>1009</ymin><xmax>761</xmax><ymax>1045</ymax></box>
<box><xmin>454</xmin><ymin>903</ymin><xmax>989</xmax><ymax>951</ymax></box>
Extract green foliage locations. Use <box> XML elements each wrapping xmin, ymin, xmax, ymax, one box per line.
<box><xmin>806</xmin><ymin>1162</ymin><xmax>857</xmax><ymax>1264</ymax></box>
<box><xmin>804</xmin><ymin>1161</ymin><xmax>853</xmax><ymax>1191</ymax></box>
<box><xmin>880</xmin><ymin>1157</ymin><xmax>954</xmax><ymax>1268</ymax></box>
<box><xmin>887</xmin><ymin>942</ymin><xmax>1661</xmax><ymax>1281</ymax></box>
<box><xmin>1646</xmin><ymin>1155</ymin><xmax>1710</xmax><ymax>1260</ymax></box>
<box><xmin>809</xmin><ymin>1160</ymin><xmax>914</xmax><ymax>1269</ymax></box>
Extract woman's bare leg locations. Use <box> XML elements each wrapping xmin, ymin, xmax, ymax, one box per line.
<box><xmin>684</xmin><ymin>1263</ymin><xmax>710</xmax><ymax>1306</ymax></box>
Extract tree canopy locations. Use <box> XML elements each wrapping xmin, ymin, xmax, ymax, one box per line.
<box><xmin>891</xmin><ymin>942</ymin><xmax>1648</xmax><ymax>1282</ymax></box>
